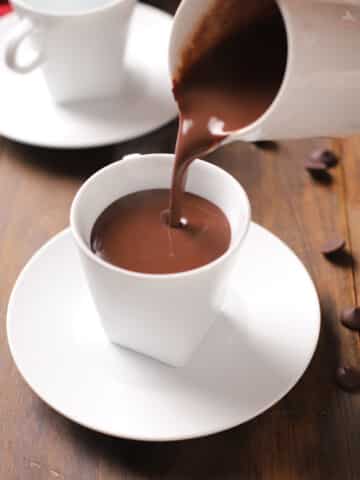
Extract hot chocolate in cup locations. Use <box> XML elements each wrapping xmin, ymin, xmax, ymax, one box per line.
<box><xmin>70</xmin><ymin>154</ymin><xmax>250</xmax><ymax>367</ymax></box>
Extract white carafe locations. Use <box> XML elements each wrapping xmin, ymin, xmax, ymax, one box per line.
<box><xmin>169</xmin><ymin>0</ymin><xmax>360</xmax><ymax>142</ymax></box>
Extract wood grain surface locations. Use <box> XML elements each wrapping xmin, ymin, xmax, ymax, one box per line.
<box><xmin>1</xmin><ymin>1</ymin><xmax>360</xmax><ymax>478</ymax></box>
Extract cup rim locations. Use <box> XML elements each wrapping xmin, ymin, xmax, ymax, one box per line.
<box><xmin>70</xmin><ymin>154</ymin><xmax>251</xmax><ymax>280</ymax></box>
<box><xmin>11</xmin><ymin>0</ymin><xmax>131</xmax><ymax>17</ymax></box>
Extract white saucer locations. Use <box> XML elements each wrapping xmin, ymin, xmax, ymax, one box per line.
<box><xmin>7</xmin><ymin>224</ymin><xmax>320</xmax><ymax>441</ymax></box>
<box><xmin>0</xmin><ymin>6</ymin><xmax>177</xmax><ymax>149</ymax></box>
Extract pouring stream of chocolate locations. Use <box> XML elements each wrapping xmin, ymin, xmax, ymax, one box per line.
<box><xmin>169</xmin><ymin>0</ymin><xmax>287</xmax><ymax>226</ymax></box>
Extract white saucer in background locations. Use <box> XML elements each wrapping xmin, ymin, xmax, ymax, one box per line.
<box><xmin>0</xmin><ymin>5</ymin><xmax>177</xmax><ymax>149</ymax></box>
<box><xmin>7</xmin><ymin>224</ymin><xmax>320</xmax><ymax>441</ymax></box>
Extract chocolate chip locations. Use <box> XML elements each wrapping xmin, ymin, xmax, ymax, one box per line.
<box><xmin>310</xmin><ymin>149</ymin><xmax>339</xmax><ymax>168</ymax></box>
<box><xmin>336</xmin><ymin>366</ymin><xmax>360</xmax><ymax>392</ymax></box>
<box><xmin>321</xmin><ymin>238</ymin><xmax>346</xmax><ymax>256</ymax></box>
<box><xmin>341</xmin><ymin>307</ymin><xmax>360</xmax><ymax>331</ymax></box>
<box><xmin>253</xmin><ymin>141</ymin><xmax>278</xmax><ymax>150</ymax></box>
<box><xmin>305</xmin><ymin>161</ymin><xmax>328</xmax><ymax>172</ymax></box>
<box><xmin>305</xmin><ymin>162</ymin><xmax>333</xmax><ymax>184</ymax></box>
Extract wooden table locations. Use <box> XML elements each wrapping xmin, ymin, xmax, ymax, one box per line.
<box><xmin>2</xmin><ymin>1</ymin><xmax>360</xmax><ymax>478</ymax></box>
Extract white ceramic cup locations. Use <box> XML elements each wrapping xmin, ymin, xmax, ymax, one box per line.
<box><xmin>70</xmin><ymin>154</ymin><xmax>250</xmax><ymax>367</ymax></box>
<box><xmin>5</xmin><ymin>0</ymin><xmax>135</xmax><ymax>103</ymax></box>
<box><xmin>170</xmin><ymin>0</ymin><xmax>360</xmax><ymax>141</ymax></box>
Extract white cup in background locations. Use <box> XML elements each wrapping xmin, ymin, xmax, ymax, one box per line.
<box><xmin>70</xmin><ymin>154</ymin><xmax>251</xmax><ymax>367</ymax></box>
<box><xmin>170</xmin><ymin>0</ymin><xmax>360</xmax><ymax>141</ymax></box>
<box><xmin>5</xmin><ymin>0</ymin><xmax>136</xmax><ymax>103</ymax></box>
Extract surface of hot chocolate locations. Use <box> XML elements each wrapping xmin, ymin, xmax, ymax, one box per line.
<box><xmin>91</xmin><ymin>189</ymin><xmax>231</xmax><ymax>274</ymax></box>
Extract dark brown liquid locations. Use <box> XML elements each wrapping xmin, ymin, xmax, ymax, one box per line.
<box><xmin>169</xmin><ymin>0</ymin><xmax>287</xmax><ymax>226</ymax></box>
<box><xmin>91</xmin><ymin>189</ymin><xmax>231</xmax><ymax>274</ymax></box>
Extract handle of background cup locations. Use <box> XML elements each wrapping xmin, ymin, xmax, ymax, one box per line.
<box><xmin>5</xmin><ymin>18</ymin><xmax>44</xmax><ymax>74</ymax></box>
